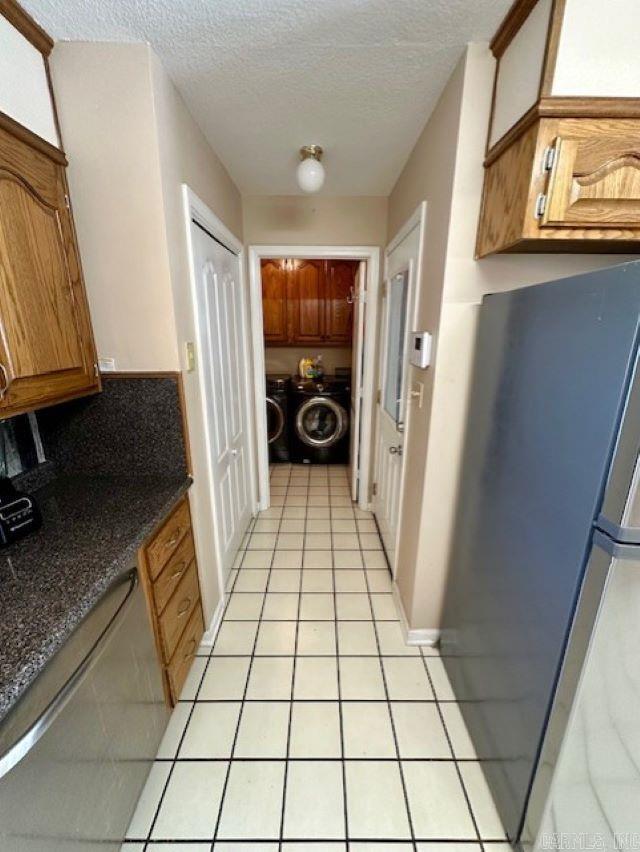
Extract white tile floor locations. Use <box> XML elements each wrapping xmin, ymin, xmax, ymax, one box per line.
<box><xmin>124</xmin><ymin>464</ymin><xmax>507</xmax><ymax>850</ymax></box>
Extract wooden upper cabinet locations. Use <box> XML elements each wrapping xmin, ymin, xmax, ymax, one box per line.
<box><xmin>325</xmin><ymin>260</ymin><xmax>356</xmax><ymax>344</ymax></box>
<box><xmin>476</xmin><ymin>0</ymin><xmax>640</xmax><ymax>256</ymax></box>
<box><xmin>0</xmin><ymin>125</ymin><xmax>99</xmax><ymax>416</ymax></box>
<box><xmin>289</xmin><ymin>260</ymin><xmax>325</xmax><ymax>344</ymax></box>
<box><xmin>540</xmin><ymin>127</ymin><xmax>640</xmax><ymax>230</ymax></box>
<box><xmin>261</xmin><ymin>259</ymin><xmax>289</xmax><ymax>344</ymax></box>
<box><xmin>261</xmin><ymin>258</ymin><xmax>356</xmax><ymax>346</ymax></box>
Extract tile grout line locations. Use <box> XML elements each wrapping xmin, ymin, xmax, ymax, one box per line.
<box><xmin>332</xmin><ymin>515</ymin><xmax>350</xmax><ymax>848</ymax></box>
<box><xmin>210</xmin><ymin>466</ymin><xmax>285</xmax><ymax>849</ymax></box>
<box><xmin>277</xmin><ymin>472</ymin><xmax>305</xmax><ymax>850</ymax></box>
<box><xmin>361</xmin><ymin>523</ymin><xmax>418</xmax><ymax>851</ymax></box>
<box><xmin>420</xmin><ymin>650</ymin><xmax>485</xmax><ymax>851</ymax></box>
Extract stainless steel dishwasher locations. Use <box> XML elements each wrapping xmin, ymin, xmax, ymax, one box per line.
<box><xmin>0</xmin><ymin>567</ymin><xmax>170</xmax><ymax>850</ymax></box>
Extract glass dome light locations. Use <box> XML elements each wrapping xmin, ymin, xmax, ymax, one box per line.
<box><xmin>297</xmin><ymin>145</ymin><xmax>325</xmax><ymax>193</ymax></box>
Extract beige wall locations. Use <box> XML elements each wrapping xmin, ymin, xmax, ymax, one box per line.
<box><xmin>50</xmin><ymin>42</ymin><xmax>244</xmax><ymax>627</ymax></box>
<box><xmin>243</xmin><ymin>195</ymin><xmax>387</xmax><ymax>247</ymax></box>
<box><xmin>50</xmin><ymin>43</ymin><xmax>179</xmax><ymax>372</ymax></box>
<box><xmin>265</xmin><ymin>347</ymin><xmax>352</xmax><ymax>376</ymax></box>
<box><xmin>386</xmin><ymin>55</ymin><xmax>467</xmax><ymax>626</ymax></box>
<box><xmin>389</xmin><ymin>42</ymin><xmax>636</xmax><ymax>632</ymax></box>
<box><xmin>149</xmin><ymin>51</ymin><xmax>244</xmax><ymax>623</ymax></box>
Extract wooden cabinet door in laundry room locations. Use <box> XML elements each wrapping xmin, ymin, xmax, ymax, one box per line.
<box><xmin>288</xmin><ymin>259</ymin><xmax>325</xmax><ymax>344</ymax></box>
<box><xmin>325</xmin><ymin>259</ymin><xmax>356</xmax><ymax>344</ymax></box>
<box><xmin>261</xmin><ymin>259</ymin><xmax>289</xmax><ymax>344</ymax></box>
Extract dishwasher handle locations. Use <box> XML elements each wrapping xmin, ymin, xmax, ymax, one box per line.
<box><xmin>0</xmin><ymin>568</ymin><xmax>138</xmax><ymax>781</ymax></box>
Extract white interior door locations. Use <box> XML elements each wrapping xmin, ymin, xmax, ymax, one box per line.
<box><xmin>349</xmin><ymin>262</ymin><xmax>366</xmax><ymax>501</ymax></box>
<box><xmin>191</xmin><ymin>221</ymin><xmax>252</xmax><ymax>580</ymax></box>
<box><xmin>373</xmin><ymin>219</ymin><xmax>421</xmax><ymax>570</ymax></box>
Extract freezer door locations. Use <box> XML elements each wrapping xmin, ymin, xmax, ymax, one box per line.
<box><xmin>524</xmin><ymin>535</ymin><xmax>640</xmax><ymax>851</ymax></box>
<box><xmin>440</xmin><ymin>261</ymin><xmax>640</xmax><ymax>841</ymax></box>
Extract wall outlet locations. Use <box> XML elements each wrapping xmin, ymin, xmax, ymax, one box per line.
<box><xmin>97</xmin><ymin>357</ymin><xmax>116</xmax><ymax>372</ymax></box>
<box><xmin>185</xmin><ymin>341</ymin><xmax>197</xmax><ymax>372</ymax></box>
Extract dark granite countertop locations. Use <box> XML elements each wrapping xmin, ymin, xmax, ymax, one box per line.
<box><xmin>0</xmin><ymin>473</ymin><xmax>191</xmax><ymax>721</ymax></box>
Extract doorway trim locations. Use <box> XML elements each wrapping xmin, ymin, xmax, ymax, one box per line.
<box><xmin>248</xmin><ymin>244</ymin><xmax>381</xmax><ymax>510</ymax></box>
<box><xmin>374</xmin><ymin>201</ymin><xmax>427</xmax><ymax>577</ymax></box>
<box><xmin>182</xmin><ymin>185</ymin><xmax>258</xmax><ymax>621</ymax></box>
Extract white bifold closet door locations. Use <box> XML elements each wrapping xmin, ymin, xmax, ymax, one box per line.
<box><xmin>191</xmin><ymin>220</ymin><xmax>252</xmax><ymax>579</ymax></box>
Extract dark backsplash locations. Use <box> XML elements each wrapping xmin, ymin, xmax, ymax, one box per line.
<box><xmin>35</xmin><ymin>376</ymin><xmax>189</xmax><ymax>479</ymax></box>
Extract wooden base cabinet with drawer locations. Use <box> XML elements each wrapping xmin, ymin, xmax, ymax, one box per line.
<box><xmin>138</xmin><ymin>494</ymin><xmax>204</xmax><ymax>705</ymax></box>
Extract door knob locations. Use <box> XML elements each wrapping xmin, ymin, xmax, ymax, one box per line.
<box><xmin>389</xmin><ymin>445</ymin><xmax>403</xmax><ymax>456</ymax></box>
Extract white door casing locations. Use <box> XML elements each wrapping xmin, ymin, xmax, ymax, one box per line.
<box><xmin>373</xmin><ymin>203</ymin><xmax>425</xmax><ymax>573</ymax></box>
<box><xmin>248</xmin><ymin>245</ymin><xmax>380</xmax><ymax>511</ymax></box>
<box><xmin>184</xmin><ymin>188</ymin><xmax>254</xmax><ymax>591</ymax></box>
<box><xmin>349</xmin><ymin>262</ymin><xmax>366</xmax><ymax>501</ymax></box>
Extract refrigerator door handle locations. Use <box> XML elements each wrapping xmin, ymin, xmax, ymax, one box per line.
<box><xmin>595</xmin><ymin>514</ymin><xmax>640</xmax><ymax>545</ymax></box>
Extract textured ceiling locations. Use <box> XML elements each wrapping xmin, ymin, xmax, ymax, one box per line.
<box><xmin>23</xmin><ymin>0</ymin><xmax>511</xmax><ymax>195</ymax></box>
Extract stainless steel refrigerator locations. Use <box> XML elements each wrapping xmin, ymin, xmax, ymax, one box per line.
<box><xmin>440</xmin><ymin>261</ymin><xmax>640</xmax><ymax>844</ymax></box>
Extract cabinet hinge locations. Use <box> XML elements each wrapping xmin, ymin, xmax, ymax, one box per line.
<box><xmin>542</xmin><ymin>145</ymin><xmax>557</xmax><ymax>172</ymax></box>
<box><xmin>381</xmin><ymin>282</ymin><xmax>387</xmax><ymax>299</ymax></box>
<box><xmin>372</xmin><ymin>482</ymin><xmax>378</xmax><ymax>497</ymax></box>
<box><xmin>376</xmin><ymin>389</ymin><xmax>381</xmax><ymax>404</ymax></box>
<box><xmin>64</xmin><ymin>193</ymin><xmax>71</xmax><ymax>210</ymax></box>
<box><xmin>94</xmin><ymin>362</ymin><xmax>99</xmax><ymax>377</ymax></box>
<box><xmin>534</xmin><ymin>193</ymin><xmax>547</xmax><ymax>219</ymax></box>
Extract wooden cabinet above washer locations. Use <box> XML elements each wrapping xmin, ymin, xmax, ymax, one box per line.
<box><xmin>261</xmin><ymin>259</ymin><xmax>357</xmax><ymax>347</ymax></box>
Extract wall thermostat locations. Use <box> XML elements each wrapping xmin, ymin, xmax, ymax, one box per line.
<box><xmin>409</xmin><ymin>331</ymin><xmax>432</xmax><ymax>369</ymax></box>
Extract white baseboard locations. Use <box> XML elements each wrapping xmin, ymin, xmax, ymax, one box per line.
<box><xmin>200</xmin><ymin>595</ymin><xmax>226</xmax><ymax>647</ymax></box>
<box><xmin>392</xmin><ymin>583</ymin><xmax>440</xmax><ymax>647</ymax></box>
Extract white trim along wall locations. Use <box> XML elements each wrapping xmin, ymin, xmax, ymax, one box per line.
<box><xmin>182</xmin><ymin>185</ymin><xmax>258</xmax><ymax>638</ymax></box>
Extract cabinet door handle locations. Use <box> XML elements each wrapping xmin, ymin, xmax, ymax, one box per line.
<box><xmin>183</xmin><ymin>638</ymin><xmax>197</xmax><ymax>660</ymax></box>
<box><xmin>170</xmin><ymin>562</ymin><xmax>186</xmax><ymax>579</ymax></box>
<box><xmin>165</xmin><ymin>527</ymin><xmax>183</xmax><ymax>549</ymax></box>
<box><xmin>0</xmin><ymin>363</ymin><xmax>12</xmax><ymax>400</ymax></box>
<box><xmin>177</xmin><ymin>598</ymin><xmax>192</xmax><ymax>616</ymax></box>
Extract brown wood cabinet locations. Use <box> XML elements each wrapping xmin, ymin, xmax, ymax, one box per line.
<box><xmin>261</xmin><ymin>258</ymin><xmax>357</xmax><ymax>346</ymax></box>
<box><xmin>289</xmin><ymin>259</ymin><xmax>325</xmax><ymax>343</ymax></box>
<box><xmin>0</xmin><ymin>122</ymin><xmax>100</xmax><ymax>415</ymax></box>
<box><xmin>477</xmin><ymin>116</ymin><xmax>640</xmax><ymax>256</ymax></box>
<box><xmin>261</xmin><ymin>259</ymin><xmax>289</xmax><ymax>344</ymax></box>
<box><xmin>476</xmin><ymin>0</ymin><xmax>640</xmax><ymax>256</ymax></box>
<box><xmin>138</xmin><ymin>494</ymin><xmax>204</xmax><ymax>706</ymax></box>
<box><xmin>325</xmin><ymin>259</ymin><xmax>357</xmax><ymax>343</ymax></box>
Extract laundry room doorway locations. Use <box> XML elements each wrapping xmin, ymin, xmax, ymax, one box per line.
<box><xmin>248</xmin><ymin>246</ymin><xmax>381</xmax><ymax>511</ymax></box>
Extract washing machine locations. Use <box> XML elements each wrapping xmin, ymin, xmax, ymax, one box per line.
<box><xmin>266</xmin><ymin>374</ymin><xmax>291</xmax><ymax>463</ymax></box>
<box><xmin>289</xmin><ymin>376</ymin><xmax>350</xmax><ymax>464</ymax></box>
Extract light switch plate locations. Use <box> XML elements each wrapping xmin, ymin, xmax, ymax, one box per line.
<box><xmin>411</xmin><ymin>381</ymin><xmax>424</xmax><ymax>409</ymax></box>
<box><xmin>185</xmin><ymin>341</ymin><xmax>196</xmax><ymax>372</ymax></box>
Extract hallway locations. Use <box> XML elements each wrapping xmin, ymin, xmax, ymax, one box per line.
<box><xmin>124</xmin><ymin>465</ymin><xmax>507</xmax><ymax>849</ymax></box>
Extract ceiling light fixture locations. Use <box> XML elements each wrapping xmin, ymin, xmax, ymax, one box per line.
<box><xmin>296</xmin><ymin>144</ymin><xmax>325</xmax><ymax>193</ymax></box>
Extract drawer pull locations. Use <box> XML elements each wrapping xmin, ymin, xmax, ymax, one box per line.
<box><xmin>165</xmin><ymin>527</ymin><xmax>183</xmax><ymax>548</ymax></box>
<box><xmin>177</xmin><ymin>598</ymin><xmax>192</xmax><ymax>616</ymax></box>
<box><xmin>170</xmin><ymin>562</ymin><xmax>186</xmax><ymax>579</ymax></box>
<box><xmin>183</xmin><ymin>638</ymin><xmax>197</xmax><ymax>659</ymax></box>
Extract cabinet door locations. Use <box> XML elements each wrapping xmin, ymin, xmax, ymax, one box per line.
<box><xmin>0</xmin><ymin>127</ymin><xmax>99</xmax><ymax>416</ymax></box>
<box><xmin>288</xmin><ymin>259</ymin><xmax>325</xmax><ymax>344</ymax></box>
<box><xmin>261</xmin><ymin>259</ymin><xmax>289</xmax><ymax>344</ymax></box>
<box><xmin>542</xmin><ymin>128</ymin><xmax>640</xmax><ymax>229</ymax></box>
<box><xmin>325</xmin><ymin>259</ymin><xmax>356</xmax><ymax>344</ymax></box>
